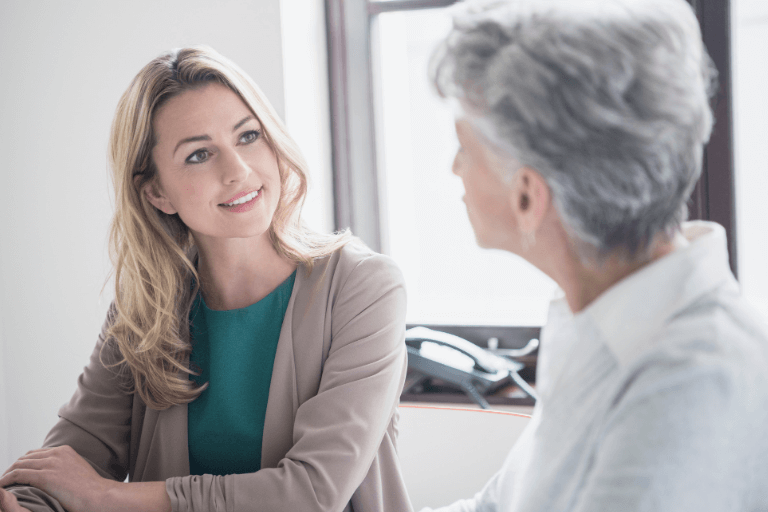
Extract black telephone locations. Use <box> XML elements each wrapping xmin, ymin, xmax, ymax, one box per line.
<box><xmin>404</xmin><ymin>326</ymin><xmax>538</xmax><ymax>409</ymax></box>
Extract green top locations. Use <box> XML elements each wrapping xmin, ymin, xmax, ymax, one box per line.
<box><xmin>187</xmin><ymin>271</ymin><xmax>296</xmax><ymax>476</ymax></box>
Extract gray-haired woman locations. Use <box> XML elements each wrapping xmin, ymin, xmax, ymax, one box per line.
<box><xmin>422</xmin><ymin>0</ymin><xmax>768</xmax><ymax>510</ymax></box>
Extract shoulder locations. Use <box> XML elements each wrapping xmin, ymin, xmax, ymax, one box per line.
<box><xmin>337</xmin><ymin>240</ymin><xmax>404</xmax><ymax>286</ymax></box>
<box><xmin>287</xmin><ymin>239</ymin><xmax>406</xmax><ymax>329</ymax></box>
<box><xmin>662</xmin><ymin>285</ymin><xmax>768</xmax><ymax>379</ymax></box>
<box><xmin>300</xmin><ymin>238</ymin><xmax>405</xmax><ymax>295</ymax></box>
<box><xmin>616</xmin><ymin>289</ymin><xmax>768</xmax><ymax>419</ymax></box>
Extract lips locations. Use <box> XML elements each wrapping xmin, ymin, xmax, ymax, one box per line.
<box><xmin>220</xmin><ymin>188</ymin><xmax>261</xmax><ymax>206</ymax></box>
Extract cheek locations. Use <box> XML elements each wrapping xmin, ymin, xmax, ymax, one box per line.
<box><xmin>183</xmin><ymin>184</ymin><xmax>200</xmax><ymax>199</ymax></box>
<box><xmin>173</xmin><ymin>172</ymin><xmax>206</xmax><ymax>200</ymax></box>
<box><xmin>461</xmin><ymin>169</ymin><xmax>485</xmax><ymax>201</ymax></box>
<box><xmin>269</xmin><ymin>177</ymin><xmax>283</xmax><ymax>213</ymax></box>
<box><xmin>162</xmin><ymin>178</ymin><xmax>204</xmax><ymax>212</ymax></box>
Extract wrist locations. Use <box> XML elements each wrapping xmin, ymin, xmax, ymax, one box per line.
<box><xmin>96</xmin><ymin>479</ymin><xmax>122</xmax><ymax>512</ymax></box>
<box><xmin>98</xmin><ymin>480</ymin><xmax>172</xmax><ymax>512</ymax></box>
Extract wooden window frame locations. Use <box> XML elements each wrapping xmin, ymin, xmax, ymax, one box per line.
<box><xmin>688</xmin><ymin>0</ymin><xmax>737</xmax><ymax>276</ymax></box>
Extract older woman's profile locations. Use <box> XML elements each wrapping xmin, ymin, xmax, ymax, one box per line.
<box><xmin>420</xmin><ymin>0</ymin><xmax>768</xmax><ymax>510</ymax></box>
<box><xmin>0</xmin><ymin>46</ymin><xmax>412</xmax><ymax>512</ymax></box>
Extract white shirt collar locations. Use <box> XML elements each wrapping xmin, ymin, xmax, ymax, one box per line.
<box><xmin>573</xmin><ymin>221</ymin><xmax>735</xmax><ymax>367</ymax></box>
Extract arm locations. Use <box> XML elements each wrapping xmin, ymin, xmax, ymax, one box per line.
<box><xmin>164</xmin><ymin>252</ymin><xmax>409</xmax><ymax>512</ymax></box>
<box><xmin>572</xmin><ymin>366</ymin><xmax>746</xmax><ymax>512</ymax></box>
<box><xmin>2</xmin><ymin>304</ymin><xmax>134</xmax><ymax>512</ymax></box>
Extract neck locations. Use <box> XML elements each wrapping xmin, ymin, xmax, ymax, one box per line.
<box><xmin>193</xmin><ymin>231</ymin><xmax>297</xmax><ymax>311</ymax></box>
<box><xmin>559</xmin><ymin>246</ymin><xmax>673</xmax><ymax>313</ymax></box>
<box><xmin>522</xmin><ymin>217</ymin><xmax>684</xmax><ymax>314</ymax></box>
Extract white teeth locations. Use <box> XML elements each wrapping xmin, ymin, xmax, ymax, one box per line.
<box><xmin>224</xmin><ymin>190</ymin><xmax>259</xmax><ymax>206</ymax></box>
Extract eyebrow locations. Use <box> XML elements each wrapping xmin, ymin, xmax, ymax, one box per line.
<box><xmin>233</xmin><ymin>115</ymin><xmax>253</xmax><ymax>131</ymax></box>
<box><xmin>172</xmin><ymin>115</ymin><xmax>256</xmax><ymax>156</ymax></box>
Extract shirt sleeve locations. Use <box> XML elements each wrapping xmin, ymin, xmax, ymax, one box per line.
<box><xmin>6</xmin><ymin>303</ymin><xmax>133</xmax><ymax>512</ymax></box>
<box><xmin>165</xmin><ymin>252</ymin><xmax>410</xmax><ymax>512</ymax></box>
<box><xmin>571</xmin><ymin>364</ymin><xmax>747</xmax><ymax>512</ymax></box>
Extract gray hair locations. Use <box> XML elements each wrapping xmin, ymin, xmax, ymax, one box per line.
<box><xmin>432</xmin><ymin>0</ymin><xmax>718</xmax><ymax>259</ymax></box>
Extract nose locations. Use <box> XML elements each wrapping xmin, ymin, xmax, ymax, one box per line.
<box><xmin>452</xmin><ymin>148</ymin><xmax>464</xmax><ymax>177</ymax></box>
<box><xmin>219</xmin><ymin>147</ymin><xmax>250</xmax><ymax>184</ymax></box>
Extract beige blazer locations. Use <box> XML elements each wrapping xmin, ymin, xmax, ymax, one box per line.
<box><xmin>10</xmin><ymin>242</ymin><xmax>413</xmax><ymax>512</ymax></box>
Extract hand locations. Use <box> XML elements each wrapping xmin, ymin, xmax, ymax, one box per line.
<box><xmin>0</xmin><ymin>488</ymin><xmax>33</xmax><ymax>512</ymax></box>
<box><xmin>0</xmin><ymin>446</ymin><xmax>113</xmax><ymax>512</ymax></box>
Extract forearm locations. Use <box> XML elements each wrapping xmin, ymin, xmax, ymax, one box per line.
<box><xmin>103</xmin><ymin>481</ymin><xmax>171</xmax><ymax>512</ymax></box>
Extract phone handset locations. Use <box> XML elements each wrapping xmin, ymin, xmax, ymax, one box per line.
<box><xmin>404</xmin><ymin>326</ymin><xmax>536</xmax><ymax>409</ymax></box>
<box><xmin>405</xmin><ymin>326</ymin><xmax>522</xmax><ymax>374</ymax></box>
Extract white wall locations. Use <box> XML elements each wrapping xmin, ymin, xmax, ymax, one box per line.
<box><xmin>0</xmin><ymin>0</ymin><xmax>288</xmax><ymax>468</ymax></box>
<box><xmin>398</xmin><ymin>405</ymin><xmax>531</xmax><ymax>510</ymax></box>
<box><xmin>733</xmin><ymin>0</ymin><xmax>768</xmax><ymax>323</ymax></box>
<box><xmin>0</xmin><ymin>303</ymin><xmax>8</xmax><ymax>467</ymax></box>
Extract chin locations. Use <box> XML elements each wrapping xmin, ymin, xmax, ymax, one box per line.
<box><xmin>472</xmin><ymin>232</ymin><xmax>492</xmax><ymax>249</ymax></box>
<box><xmin>473</xmin><ymin>229</ymin><xmax>512</xmax><ymax>252</ymax></box>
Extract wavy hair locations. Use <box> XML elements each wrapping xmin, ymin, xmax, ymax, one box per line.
<box><xmin>105</xmin><ymin>46</ymin><xmax>349</xmax><ymax>410</ymax></box>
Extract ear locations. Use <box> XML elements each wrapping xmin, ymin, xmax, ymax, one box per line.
<box><xmin>134</xmin><ymin>175</ymin><xmax>177</xmax><ymax>215</ymax></box>
<box><xmin>510</xmin><ymin>166</ymin><xmax>550</xmax><ymax>235</ymax></box>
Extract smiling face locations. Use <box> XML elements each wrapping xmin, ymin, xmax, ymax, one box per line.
<box><xmin>146</xmin><ymin>83</ymin><xmax>281</xmax><ymax>243</ymax></box>
<box><xmin>452</xmin><ymin>119</ymin><xmax>520</xmax><ymax>250</ymax></box>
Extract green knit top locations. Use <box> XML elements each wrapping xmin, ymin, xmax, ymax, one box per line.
<box><xmin>187</xmin><ymin>271</ymin><xmax>296</xmax><ymax>475</ymax></box>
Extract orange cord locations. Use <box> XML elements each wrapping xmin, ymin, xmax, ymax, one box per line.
<box><xmin>399</xmin><ymin>404</ymin><xmax>532</xmax><ymax>419</ymax></box>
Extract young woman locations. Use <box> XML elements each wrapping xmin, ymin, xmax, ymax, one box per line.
<box><xmin>0</xmin><ymin>46</ymin><xmax>412</xmax><ymax>512</ymax></box>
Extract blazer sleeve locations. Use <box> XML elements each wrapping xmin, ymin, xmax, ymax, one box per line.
<box><xmin>6</xmin><ymin>303</ymin><xmax>133</xmax><ymax>512</ymax></box>
<box><xmin>165</xmin><ymin>253</ymin><xmax>409</xmax><ymax>512</ymax></box>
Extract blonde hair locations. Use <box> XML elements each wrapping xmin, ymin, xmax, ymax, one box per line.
<box><xmin>106</xmin><ymin>46</ymin><xmax>349</xmax><ymax>410</ymax></box>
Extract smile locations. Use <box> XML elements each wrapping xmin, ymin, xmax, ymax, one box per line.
<box><xmin>221</xmin><ymin>189</ymin><xmax>260</xmax><ymax>206</ymax></box>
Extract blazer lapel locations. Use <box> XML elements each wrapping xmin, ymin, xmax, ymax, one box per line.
<box><xmin>261</xmin><ymin>267</ymin><xmax>301</xmax><ymax>469</ymax></box>
<box><xmin>135</xmin><ymin>403</ymin><xmax>190</xmax><ymax>480</ymax></box>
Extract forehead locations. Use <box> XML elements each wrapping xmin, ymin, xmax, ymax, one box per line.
<box><xmin>153</xmin><ymin>83</ymin><xmax>254</xmax><ymax>143</ymax></box>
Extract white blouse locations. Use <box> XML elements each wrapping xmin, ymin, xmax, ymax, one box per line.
<box><xmin>424</xmin><ymin>221</ymin><xmax>768</xmax><ymax>512</ymax></box>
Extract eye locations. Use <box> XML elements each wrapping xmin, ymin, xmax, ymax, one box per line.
<box><xmin>186</xmin><ymin>148</ymin><xmax>210</xmax><ymax>164</ymax></box>
<box><xmin>240</xmin><ymin>130</ymin><xmax>261</xmax><ymax>144</ymax></box>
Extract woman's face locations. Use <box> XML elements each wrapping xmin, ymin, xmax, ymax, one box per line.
<box><xmin>453</xmin><ymin>119</ymin><xmax>519</xmax><ymax>250</ymax></box>
<box><xmin>148</xmin><ymin>83</ymin><xmax>281</xmax><ymax>242</ymax></box>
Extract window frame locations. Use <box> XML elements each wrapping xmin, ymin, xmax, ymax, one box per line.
<box><xmin>324</xmin><ymin>0</ymin><xmax>736</xmax><ymax>343</ymax></box>
<box><xmin>688</xmin><ymin>0</ymin><xmax>738</xmax><ymax>276</ymax></box>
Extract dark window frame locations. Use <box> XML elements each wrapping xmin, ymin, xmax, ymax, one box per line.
<box><xmin>325</xmin><ymin>0</ymin><xmax>736</xmax><ymax>340</ymax></box>
<box><xmin>688</xmin><ymin>0</ymin><xmax>737</xmax><ymax>276</ymax></box>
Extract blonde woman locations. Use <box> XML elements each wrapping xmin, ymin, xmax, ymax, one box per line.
<box><xmin>0</xmin><ymin>46</ymin><xmax>411</xmax><ymax>512</ymax></box>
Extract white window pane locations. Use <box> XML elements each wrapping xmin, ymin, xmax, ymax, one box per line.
<box><xmin>733</xmin><ymin>0</ymin><xmax>768</xmax><ymax>323</ymax></box>
<box><xmin>373</xmin><ymin>9</ymin><xmax>557</xmax><ymax>326</ymax></box>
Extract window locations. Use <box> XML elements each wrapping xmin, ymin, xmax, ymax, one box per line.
<box><xmin>374</xmin><ymin>6</ymin><xmax>558</xmax><ymax>328</ymax></box>
<box><xmin>732</xmin><ymin>0</ymin><xmax>768</xmax><ymax>321</ymax></box>
<box><xmin>325</xmin><ymin>0</ymin><xmax>738</xmax><ymax>344</ymax></box>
